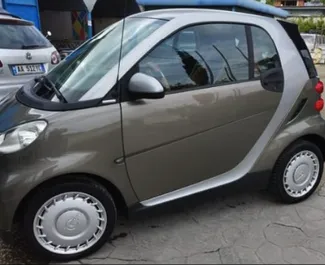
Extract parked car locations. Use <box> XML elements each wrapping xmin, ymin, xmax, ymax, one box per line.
<box><xmin>0</xmin><ymin>8</ymin><xmax>60</xmax><ymax>99</ymax></box>
<box><xmin>50</xmin><ymin>39</ymin><xmax>84</xmax><ymax>60</ymax></box>
<box><xmin>58</xmin><ymin>48</ymin><xmax>74</xmax><ymax>60</ymax></box>
<box><xmin>0</xmin><ymin>8</ymin><xmax>324</xmax><ymax>261</ymax></box>
<box><xmin>301</xmin><ymin>33</ymin><xmax>325</xmax><ymax>64</ymax></box>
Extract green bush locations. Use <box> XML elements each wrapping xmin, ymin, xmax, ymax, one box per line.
<box><xmin>289</xmin><ymin>17</ymin><xmax>325</xmax><ymax>33</ymax></box>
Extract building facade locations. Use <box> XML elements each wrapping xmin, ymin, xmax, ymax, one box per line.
<box><xmin>275</xmin><ymin>0</ymin><xmax>325</xmax><ymax>17</ymax></box>
<box><xmin>275</xmin><ymin>0</ymin><xmax>305</xmax><ymax>7</ymax></box>
<box><xmin>1</xmin><ymin>0</ymin><xmax>288</xmax><ymax>51</ymax></box>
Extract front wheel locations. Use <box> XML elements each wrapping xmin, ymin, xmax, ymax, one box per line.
<box><xmin>271</xmin><ymin>140</ymin><xmax>324</xmax><ymax>204</ymax></box>
<box><xmin>22</xmin><ymin>180</ymin><xmax>117</xmax><ymax>261</ymax></box>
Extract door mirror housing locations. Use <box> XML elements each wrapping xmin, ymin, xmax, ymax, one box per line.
<box><xmin>128</xmin><ymin>73</ymin><xmax>165</xmax><ymax>99</ymax></box>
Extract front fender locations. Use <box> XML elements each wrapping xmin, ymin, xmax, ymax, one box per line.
<box><xmin>0</xmin><ymin>151</ymin><xmax>138</xmax><ymax>231</ymax></box>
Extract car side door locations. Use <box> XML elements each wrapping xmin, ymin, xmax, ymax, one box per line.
<box><xmin>121</xmin><ymin>22</ymin><xmax>255</xmax><ymax>202</ymax></box>
<box><xmin>233</xmin><ymin>25</ymin><xmax>284</xmax><ymax>158</ymax></box>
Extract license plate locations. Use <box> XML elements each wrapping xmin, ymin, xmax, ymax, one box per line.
<box><xmin>12</xmin><ymin>64</ymin><xmax>45</xmax><ymax>76</ymax></box>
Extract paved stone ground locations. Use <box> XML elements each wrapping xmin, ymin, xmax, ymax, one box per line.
<box><xmin>68</xmin><ymin>185</ymin><xmax>325</xmax><ymax>265</ymax></box>
<box><xmin>2</xmin><ymin>66</ymin><xmax>325</xmax><ymax>264</ymax></box>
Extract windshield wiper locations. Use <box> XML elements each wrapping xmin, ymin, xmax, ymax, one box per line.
<box><xmin>35</xmin><ymin>76</ymin><xmax>68</xmax><ymax>103</ymax></box>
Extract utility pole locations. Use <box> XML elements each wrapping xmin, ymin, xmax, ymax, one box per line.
<box><xmin>83</xmin><ymin>0</ymin><xmax>97</xmax><ymax>39</ymax></box>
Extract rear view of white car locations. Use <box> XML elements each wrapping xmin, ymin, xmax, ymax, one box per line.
<box><xmin>0</xmin><ymin>9</ymin><xmax>60</xmax><ymax>99</ymax></box>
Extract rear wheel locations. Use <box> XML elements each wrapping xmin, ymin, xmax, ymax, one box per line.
<box><xmin>271</xmin><ymin>140</ymin><xmax>324</xmax><ymax>203</ymax></box>
<box><xmin>22</xmin><ymin>180</ymin><xmax>117</xmax><ymax>261</ymax></box>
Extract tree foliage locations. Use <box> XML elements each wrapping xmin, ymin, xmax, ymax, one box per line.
<box><xmin>290</xmin><ymin>17</ymin><xmax>325</xmax><ymax>33</ymax></box>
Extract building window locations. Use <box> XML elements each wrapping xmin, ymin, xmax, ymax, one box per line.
<box><xmin>280</xmin><ymin>1</ymin><xmax>298</xmax><ymax>6</ymax></box>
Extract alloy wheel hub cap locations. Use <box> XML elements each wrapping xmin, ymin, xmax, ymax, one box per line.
<box><xmin>283</xmin><ymin>150</ymin><xmax>320</xmax><ymax>198</ymax></box>
<box><xmin>33</xmin><ymin>192</ymin><xmax>107</xmax><ymax>255</ymax></box>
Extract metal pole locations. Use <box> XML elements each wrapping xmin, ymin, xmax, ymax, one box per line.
<box><xmin>87</xmin><ymin>12</ymin><xmax>93</xmax><ymax>39</ymax></box>
<box><xmin>83</xmin><ymin>0</ymin><xmax>97</xmax><ymax>39</ymax></box>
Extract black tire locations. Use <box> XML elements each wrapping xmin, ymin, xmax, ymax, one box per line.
<box><xmin>21</xmin><ymin>178</ymin><xmax>117</xmax><ymax>261</ymax></box>
<box><xmin>270</xmin><ymin>140</ymin><xmax>324</xmax><ymax>204</ymax></box>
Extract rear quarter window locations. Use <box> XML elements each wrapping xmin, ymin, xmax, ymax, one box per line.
<box><xmin>278</xmin><ymin>20</ymin><xmax>317</xmax><ymax>78</ymax></box>
<box><xmin>251</xmin><ymin>25</ymin><xmax>282</xmax><ymax>78</ymax></box>
<box><xmin>0</xmin><ymin>19</ymin><xmax>52</xmax><ymax>49</ymax></box>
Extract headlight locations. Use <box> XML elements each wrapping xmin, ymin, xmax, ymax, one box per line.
<box><xmin>0</xmin><ymin>120</ymin><xmax>47</xmax><ymax>154</ymax></box>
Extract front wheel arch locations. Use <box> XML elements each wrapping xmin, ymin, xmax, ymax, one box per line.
<box><xmin>13</xmin><ymin>173</ymin><xmax>127</xmax><ymax>226</ymax></box>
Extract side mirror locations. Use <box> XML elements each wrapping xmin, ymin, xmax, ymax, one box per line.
<box><xmin>128</xmin><ymin>73</ymin><xmax>165</xmax><ymax>99</ymax></box>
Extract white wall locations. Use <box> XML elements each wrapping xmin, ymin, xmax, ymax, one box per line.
<box><xmin>40</xmin><ymin>10</ymin><xmax>73</xmax><ymax>40</ymax></box>
<box><xmin>93</xmin><ymin>17</ymin><xmax>119</xmax><ymax>34</ymax></box>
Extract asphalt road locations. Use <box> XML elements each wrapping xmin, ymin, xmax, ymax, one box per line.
<box><xmin>0</xmin><ymin>88</ymin><xmax>12</xmax><ymax>102</ymax></box>
<box><xmin>1</xmin><ymin>66</ymin><xmax>325</xmax><ymax>264</ymax></box>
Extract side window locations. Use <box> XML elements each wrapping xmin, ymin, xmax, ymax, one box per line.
<box><xmin>251</xmin><ymin>26</ymin><xmax>281</xmax><ymax>78</ymax></box>
<box><xmin>137</xmin><ymin>23</ymin><xmax>249</xmax><ymax>93</ymax></box>
<box><xmin>199</xmin><ymin>24</ymin><xmax>249</xmax><ymax>84</ymax></box>
<box><xmin>177</xmin><ymin>30</ymin><xmax>197</xmax><ymax>51</ymax></box>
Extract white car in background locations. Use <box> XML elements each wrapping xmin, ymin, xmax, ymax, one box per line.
<box><xmin>0</xmin><ymin>8</ymin><xmax>60</xmax><ymax>99</ymax></box>
<box><xmin>301</xmin><ymin>33</ymin><xmax>325</xmax><ymax>64</ymax></box>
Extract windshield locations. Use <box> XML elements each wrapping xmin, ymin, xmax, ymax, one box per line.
<box><xmin>34</xmin><ymin>17</ymin><xmax>166</xmax><ymax>103</ymax></box>
<box><xmin>0</xmin><ymin>19</ymin><xmax>52</xmax><ymax>49</ymax></box>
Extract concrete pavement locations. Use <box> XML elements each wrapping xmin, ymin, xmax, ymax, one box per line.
<box><xmin>2</xmin><ymin>66</ymin><xmax>325</xmax><ymax>264</ymax></box>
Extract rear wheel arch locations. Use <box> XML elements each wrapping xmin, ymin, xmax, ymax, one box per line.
<box><xmin>299</xmin><ymin>134</ymin><xmax>325</xmax><ymax>159</ymax></box>
<box><xmin>270</xmin><ymin>133</ymin><xmax>325</xmax><ymax>166</ymax></box>
<box><xmin>267</xmin><ymin>133</ymin><xmax>325</xmax><ymax>184</ymax></box>
<box><xmin>13</xmin><ymin>173</ymin><xmax>127</xmax><ymax>225</ymax></box>
<box><xmin>278</xmin><ymin>134</ymin><xmax>325</xmax><ymax>160</ymax></box>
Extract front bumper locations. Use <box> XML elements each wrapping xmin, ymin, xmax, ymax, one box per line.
<box><xmin>0</xmin><ymin>194</ymin><xmax>18</xmax><ymax>243</ymax></box>
<box><xmin>0</xmin><ymin>152</ymin><xmax>32</xmax><ymax>234</ymax></box>
<box><xmin>0</xmin><ymin>187</ymin><xmax>21</xmax><ymax>233</ymax></box>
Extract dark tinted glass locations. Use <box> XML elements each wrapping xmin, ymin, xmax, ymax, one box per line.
<box><xmin>251</xmin><ymin>26</ymin><xmax>281</xmax><ymax>78</ymax></box>
<box><xmin>0</xmin><ymin>19</ymin><xmax>51</xmax><ymax>49</ymax></box>
<box><xmin>279</xmin><ymin>20</ymin><xmax>317</xmax><ymax>78</ymax></box>
<box><xmin>138</xmin><ymin>23</ymin><xmax>249</xmax><ymax>92</ymax></box>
